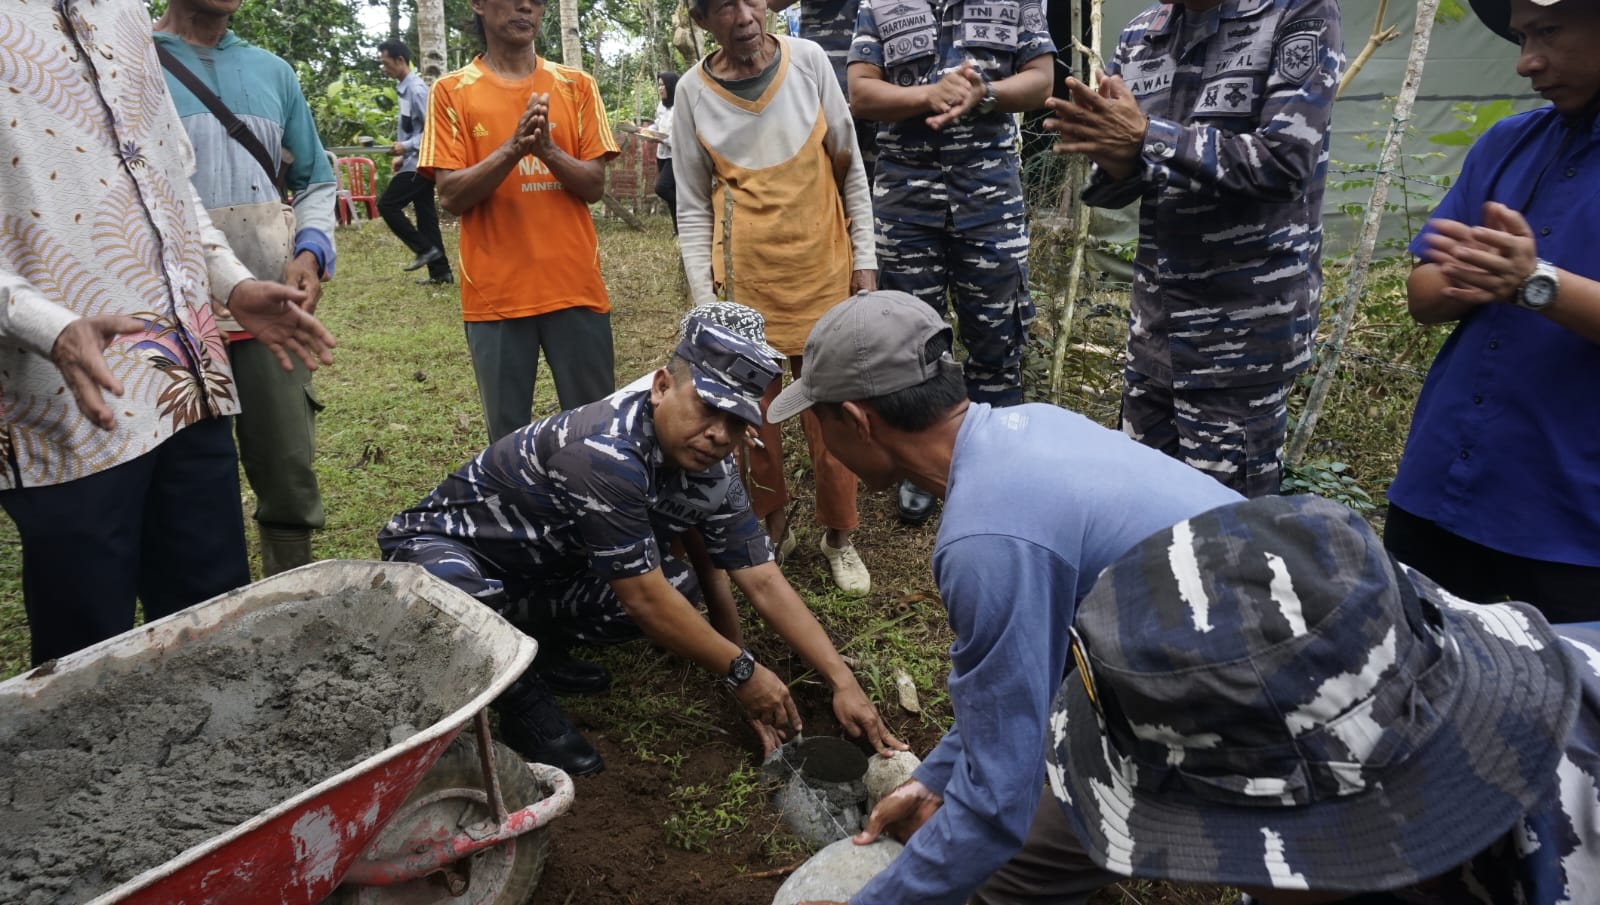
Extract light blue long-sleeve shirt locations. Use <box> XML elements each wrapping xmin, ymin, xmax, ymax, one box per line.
<box><xmin>852</xmin><ymin>403</ymin><xmax>1240</xmax><ymax>905</ymax></box>
<box><xmin>394</xmin><ymin>70</ymin><xmax>428</xmax><ymax>174</ymax></box>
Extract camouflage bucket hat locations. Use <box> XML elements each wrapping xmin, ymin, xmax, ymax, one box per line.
<box><xmin>1469</xmin><ymin>0</ymin><xmax>1562</xmax><ymax>42</ymax></box>
<box><xmin>1048</xmin><ymin>495</ymin><xmax>1580</xmax><ymax>893</ymax></box>
<box><xmin>675</xmin><ymin>316</ymin><xmax>782</xmax><ymax>428</ymax></box>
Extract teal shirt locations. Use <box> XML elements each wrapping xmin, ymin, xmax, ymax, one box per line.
<box><xmin>153</xmin><ymin>30</ymin><xmax>336</xmax><ymax>275</ymax></box>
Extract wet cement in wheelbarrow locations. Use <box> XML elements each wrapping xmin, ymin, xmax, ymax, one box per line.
<box><xmin>0</xmin><ymin>589</ymin><xmax>491</xmax><ymax>905</ymax></box>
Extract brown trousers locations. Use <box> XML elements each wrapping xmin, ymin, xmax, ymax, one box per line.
<box><xmin>747</xmin><ymin>357</ymin><xmax>859</xmax><ymax>532</ymax></box>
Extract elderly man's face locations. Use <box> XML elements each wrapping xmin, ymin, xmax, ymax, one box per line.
<box><xmin>1512</xmin><ymin>0</ymin><xmax>1600</xmax><ymax>116</ymax></box>
<box><xmin>691</xmin><ymin>0</ymin><xmax>769</xmax><ymax>62</ymax></box>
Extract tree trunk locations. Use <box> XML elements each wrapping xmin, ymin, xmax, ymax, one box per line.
<box><xmin>1285</xmin><ymin>0</ymin><xmax>1442</xmax><ymax>469</ymax></box>
<box><xmin>560</xmin><ymin>0</ymin><xmax>583</xmax><ymax>68</ymax></box>
<box><xmin>415</xmin><ymin>0</ymin><xmax>448</xmax><ymax>83</ymax></box>
<box><xmin>388</xmin><ymin>0</ymin><xmax>401</xmax><ymax>42</ymax></box>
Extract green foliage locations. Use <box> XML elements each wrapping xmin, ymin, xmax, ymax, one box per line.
<box><xmin>1282</xmin><ymin>459</ymin><xmax>1378</xmax><ymax>513</ymax></box>
<box><xmin>1430</xmin><ymin>99</ymin><xmax>1517</xmax><ymax>147</ymax></box>
<box><xmin>306</xmin><ymin>68</ymin><xmax>397</xmax><ymax>147</ymax></box>
<box><xmin>663</xmin><ymin>764</ymin><xmax>765</xmax><ymax>852</ymax></box>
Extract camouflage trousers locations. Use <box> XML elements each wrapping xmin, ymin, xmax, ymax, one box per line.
<box><xmin>1120</xmin><ymin>369</ymin><xmax>1290</xmax><ymax>498</ymax></box>
<box><xmin>383</xmin><ymin>535</ymin><xmax>700</xmax><ymax>645</ymax></box>
<box><xmin>875</xmin><ymin>215</ymin><xmax>1035</xmax><ymax>406</ymax></box>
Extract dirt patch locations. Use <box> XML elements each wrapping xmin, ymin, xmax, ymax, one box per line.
<box><xmin>0</xmin><ymin>589</ymin><xmax>491</xmax><ymax>905</ymax></box>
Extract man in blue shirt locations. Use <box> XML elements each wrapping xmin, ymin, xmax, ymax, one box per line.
<box><xmin>378</xmin><ymin>40</ymin><xmax>453</xmax><ymax>286</ymax></box>
<box><xmin>769</xmin><ymin>291</ymin><xmax>1239</xmax><ymax>905</ymax></box>
<box><xmin>1047</xmin><ymin>493</ymin><xmax>1600</xmax><ymax>905</ymax></box>
<box><xmin>1386</xmin><ymin>0</ymin><xmax>1600</xmax><ymax>623</ymax></box>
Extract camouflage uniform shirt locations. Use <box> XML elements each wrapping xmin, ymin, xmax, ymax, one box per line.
<box><xmin>378</xmin><ymin>389</ymin><xmax>773</xmax><ymax>584</ymax></box>
<box><xmin>848</xmin><ymin>0</ymin><xmax>1055</xmax><ymax>228</ymax></box>
<box><xmin>800</xmin><ymin>0</ymin><xmax>861</xmax><ymax>96</ymax></box>
<box><xmin>1085</xmin><ymin>0</ymin><xmax>1343</xmax><ymax>389</ymax></box>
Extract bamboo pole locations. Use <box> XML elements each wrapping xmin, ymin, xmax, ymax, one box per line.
<box><xmin>1048</xmin><ymin>0</ymin><xmax>1103</xmax><ymax>399</ymax></box>
<box><xmin>1285</xmin><ymin>0</ymin><xmax>1441</xmax><ymax>469</ymax></box>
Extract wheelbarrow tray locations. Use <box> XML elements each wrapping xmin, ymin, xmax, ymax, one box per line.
<box><xmin>0</xmin><ymin>560</ymin><xmax>536</xmax><ymax>905</ymax></box>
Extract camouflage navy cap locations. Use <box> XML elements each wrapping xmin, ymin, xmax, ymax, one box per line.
<box><xmin>675</xmin><ymin>316</ymin><xmax>782</xmax><ymax>428</ymax></box>
<box><xmin>678</xmin><ymin>302</ymin><xmax>784</xmax><ymax>361</ymax></box>
<box><xmin>768</xmin><ymin>290</ymin><xmax>961</xmax><ymax>424</ymax></box>
<box><xmin>1470</xmin><ymin>0</ymin><xmax>1562</xmax><ymax>42</ymax></box>
<box><xmin>1049</xmin><ymin>495</ymin><xmax>1580</xmax><ymax>893</ymax></box>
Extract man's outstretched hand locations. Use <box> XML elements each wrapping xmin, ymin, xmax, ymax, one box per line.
<box><xmin>51</xmin><ymin>315</ymin><xmax>145</xmax><ymax>430</ymax></box>
<box><xmin>226</xmin><ymin>279</ymin><xmax>337</xmax><ymax>373</ymax></box>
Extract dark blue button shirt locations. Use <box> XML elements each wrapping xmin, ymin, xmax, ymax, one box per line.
<box><xmin>1389</xmin><ymin>108</ymin><xmax>1600</xmax><ymax>568</ymax></box>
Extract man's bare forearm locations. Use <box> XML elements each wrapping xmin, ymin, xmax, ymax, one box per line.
<box><xmin>435</xmin><ymin>144</ymin><xmax>523</xmax><ymax>214</ymax></box>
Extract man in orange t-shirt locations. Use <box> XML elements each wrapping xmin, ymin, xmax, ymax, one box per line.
<box><xmin>419</xmin><ymin>0</ymin><xmax>621</xmax><ymax>441</ymax></box>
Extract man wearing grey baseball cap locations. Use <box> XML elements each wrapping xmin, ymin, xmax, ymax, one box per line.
<box><xmin>1385</xmin><ymin>0</ymin><xmax>1600</xmax><ymax>624</ymax></box>
<box><xmin>772</xmin><ymin>290</ymin><xmax>1239</xmax><ymax>905</ymax></box>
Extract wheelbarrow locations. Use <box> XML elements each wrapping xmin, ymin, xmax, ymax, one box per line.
<box><xmin>0</xmin><ymin>560</ymin><xmax>574</xmax><ymax>905</ymax></box>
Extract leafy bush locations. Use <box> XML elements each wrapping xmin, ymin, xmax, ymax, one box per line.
<box><xmin>305</xmin><ymin>67</ymin><xmax>396</xmax><ymax>148</ymax></box>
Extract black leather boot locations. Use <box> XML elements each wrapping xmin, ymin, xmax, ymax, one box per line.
<box><xmin>492</xmin><ymin>673</ymin><xmax>604</xmax><ymax>777</ymax></box>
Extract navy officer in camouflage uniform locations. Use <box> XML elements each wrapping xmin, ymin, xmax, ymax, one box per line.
<box><xmin>1047</xmin><ymin>0</ymin><xmax>1342</xmax><ymax>497</ymax></box>
<box><xmin>766</xmin><ymin>0</ymin><xmax>878</xmax><ymax>180</ymax></box>
<box><xmin>847</xmin><ymin>0</ymin><xmax>1055</xmax><ymax>523</ymax></box>
<box><xmin>379</xmin><ymin>316</ymin><xmax>903</xmax><ymax>776</ymax></box>
<box><xmin>1040</xmin><ymin>494</ymin><xmax>1600</xmax><ymax>905</ymax></box>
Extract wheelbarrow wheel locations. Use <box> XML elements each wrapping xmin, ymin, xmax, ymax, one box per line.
<box><xmin>329</xmin><ymin>733</ymin><xmax>552</xmax><ymax>905</ymax></box>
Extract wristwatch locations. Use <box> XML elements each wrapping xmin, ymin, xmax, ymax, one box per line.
<box><xmin>974</xmin><ymin>77</ymin><xmax>998</xmax><ymax>116</ymax></box>
<box><xmin>726</xmin><ymin>648</ymin><xmax>756</xmax><ymax>687</ymax></box>
<box><xmin>1516</xmin><ymin>258</ymin><xmax>1559</xmax><ymax>311</ymax></box>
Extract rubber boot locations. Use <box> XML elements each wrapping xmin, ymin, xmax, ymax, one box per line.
<box><xmin>258</xmin><ymin>524</ymin><xmax>313</xmax><ymax>577</ymax></box>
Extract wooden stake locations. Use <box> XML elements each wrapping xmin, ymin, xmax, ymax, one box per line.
<box><xmin>1286</xmin><ymin>0</ymin><xmax>1442</xmax><ymax>468</ymax></box>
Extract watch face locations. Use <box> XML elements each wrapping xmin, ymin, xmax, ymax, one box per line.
<box><xmin>730</xmin><ymin>652</ymin><xmax>755</xmax><ymax>683</ymax></box>
<box><xmin>1523</xmin><ymin>276</ymin><xmax>1556</xmax><ymax>309</ymax></box>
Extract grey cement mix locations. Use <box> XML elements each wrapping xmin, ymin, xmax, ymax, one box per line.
<box><xmin>0</xmin><ymin>589</ymin><xmax>493</xmax><ymax>905</ymax></box>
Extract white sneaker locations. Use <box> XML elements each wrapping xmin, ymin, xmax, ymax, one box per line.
<box><xmin>819</xmin><ymin>537</ymin><xmax>871</xmax><ymax>597</ymax></box>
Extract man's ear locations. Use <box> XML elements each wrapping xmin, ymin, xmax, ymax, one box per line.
<box><xmin>649</xmin><ymin>368</ymin><xmax>672</xmax><ymax>406</ymax></box>
<box><xmin>839</xmin><ymin>400</ymin><xmax>874</xmax><ymax>440</ymax></box>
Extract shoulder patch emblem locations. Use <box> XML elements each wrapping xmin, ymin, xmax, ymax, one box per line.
<box><xmin>1277</xmin><ymin>34</ymin><xmax>1317</xmax><ymax>85</ymax></box>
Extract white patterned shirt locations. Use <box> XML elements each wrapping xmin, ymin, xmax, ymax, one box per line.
<box><xmin>0</xmin><ymin>0</ymin><xmax>251</xmax><ymax>489</ymax></box>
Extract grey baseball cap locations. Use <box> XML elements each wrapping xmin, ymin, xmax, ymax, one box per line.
<box><xmin>1469</xmin><ymin>0</ymin><xmax>1562</xmax><ymax>42</ymax></box>
<box><xmin>767</xmin><ymin>291</ymin><xmax>962</xmax><ymax>424</ymax></box>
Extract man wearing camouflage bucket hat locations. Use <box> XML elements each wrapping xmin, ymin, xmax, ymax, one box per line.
<box><xmin>1049</xmin><ymin>494</ymin><xmax>1600</xmax><ymax>903</ymax></box>
<box><xmin>381</xmin><ymin>313</ymin><xmax>902</xmax><ymax>775</ymax></box>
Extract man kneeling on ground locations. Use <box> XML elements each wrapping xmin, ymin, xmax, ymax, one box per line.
<box><xmin>379</xmin><ymin>314</ymin><xmax>903</xmax><ymax>775</ymax></box>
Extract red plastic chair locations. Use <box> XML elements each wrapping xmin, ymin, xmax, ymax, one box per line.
<box><xmin>335</xmin><ymin>157</ymin><xmax>379</xmax><ymax>223</ymax></box>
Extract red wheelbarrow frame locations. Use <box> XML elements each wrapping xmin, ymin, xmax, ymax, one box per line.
<box><xmin>0</xmin><ymin>561</ymin><xmax>573</xmax><ymax>905</ymax></box>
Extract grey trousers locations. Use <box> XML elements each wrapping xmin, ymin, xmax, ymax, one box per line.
<box><xmin>971</xmin><ymin>793</ymin><xmax>1119</xmax><ymax>905</ymax></box>
<box><xmin>464</xmin><ymin>307</ymin><xmax>616</xmax><ymax>442</ymax></box>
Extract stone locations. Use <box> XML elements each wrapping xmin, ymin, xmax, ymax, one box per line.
<box><xmin>865</xmin><ymin>750</ymin><xmax>922</xmax><ymax>810</ymax></box>
<box><xmin>772</xmin><ymin>838</ymin><xmax>904</xmax><ymax>905</ymax></box>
